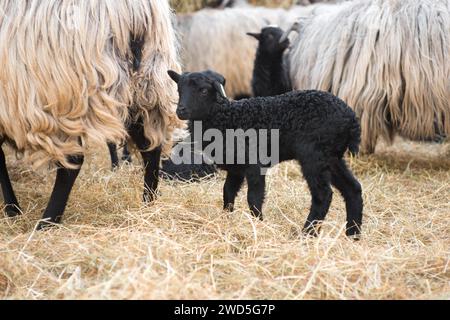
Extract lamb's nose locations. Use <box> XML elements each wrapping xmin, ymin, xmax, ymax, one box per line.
<box><xmin>177</xmin><ymin>105</ymin><xmax>188</xmax><ymax>119</ymax></box>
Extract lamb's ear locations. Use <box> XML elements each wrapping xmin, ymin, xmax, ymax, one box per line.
<box><xmin>205</xmin><ymin>70</ymin><xmax>226</xmax><ymax>87</ymax></box>
<box><xmin>213</xmin><ymin>81</ymin><xmax>227</xmax><ymax>99</ymax></box>
<box><xmin>246</xmin><ymin>32</ymin><xmax>261</xmax><ymax>41</ymax></box>
<box><xmin>167</xmin><ymin>70</ymin><xmax>181</xmax><ymax>83</ymax></box>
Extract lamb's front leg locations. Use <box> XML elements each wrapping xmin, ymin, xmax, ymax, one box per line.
<box><xmin>0</xmin><ymin>145</ymin><xmax>21</xmax><ymax>217</ymax></box>
<box><xmin>128</xmin><ymin>118</ymin><xmax>161</xmax><ymax>203</ymax></box>
<box><xmin>37</xmin><ymin>155</ymin><xmax>84</xmax><ymax>230</ymax></box>
<box><xmin>223</xmin><ymin>171</ymin><xmax>245</xmax><ymax>211</ymax></box>
<box><xmin>245</xmin><ymin>167</ymin><xmax>266</xmax><ymax>220</ymax></box>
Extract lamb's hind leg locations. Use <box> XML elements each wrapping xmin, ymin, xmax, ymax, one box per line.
<box><xmin>0</xmin><ymin>144</ymin><xmax>21</xmax><ymax>217</ymax></box>
<box><xmin>301</xmin><ymin>160</ymin><xmax>333</xmax><ymax>237</ymax></box>
<box><xmin>330</xmin><ymin>158</ymin><xmax>363</xmax><ymax>238</ymax></box>
<box><xmin>223</xmin><ymin>171</ymin><xmax>245</xmax><ymax>211</ymax></box>
<box><xmin>37</xmin><ymin>154</ymin><xmax>84</xmax><ymax>230</ymax></box>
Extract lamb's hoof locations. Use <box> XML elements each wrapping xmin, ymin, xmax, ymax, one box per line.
<box><xmin>251</xmin><ymin>214</ymin><xmax>263</xmax><ymax>221</ymax></box>
<box><xmin>250</xmin><ymin>211</ymin><xmax>263</xmax><ymax>221</ymax></box>
<box><xmin>303</xmin><ymin>228</ymin><xmax>320</xmax><ymax>238</ymax></box>
<box><xmin>347</xmin><ymin>234</ymin><xmax>361</xmax><ymax>241</ymax></box>
<box><xmin>36</xmin><ymin>220</ymin><xmax>59</xmax><ymax>231</ymax></box>
<box><xmin>5</xmin><ymin>205</ymin><xmax>22</xmax><ymax>218</ymax></box>
<box><xmin>303</xmin><ymin>222</ymin><xmax>321</xmax><ymax>238</ymax></box>
<box><xmin>346</xmin><ymin>225</ymin><xmax>362</xmax><ymax>241</ymax></box>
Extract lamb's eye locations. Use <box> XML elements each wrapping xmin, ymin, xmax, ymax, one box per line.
<box><xmin>200</xmin><ymin>88</ymin><xmax>208</xmax><ymax>96</ymax></box>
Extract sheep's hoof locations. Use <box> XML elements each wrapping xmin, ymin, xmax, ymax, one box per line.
<box><xmin>224</xmin><ymin>204</ymin><xmax>235</xmax><ymax>212</ymax></box>
<box><xmin>143</xmin><ymin>191</ymin><xmax>159</xmax><ymax>203</ymax></box>
<box><xmin>122</xmin><ymin>155</ymin><xmax>132</xmax><ymax>163</ymax></box>
<box><xmin>5</xmin><ymin>204</ymin><xmax>22</xmax><ymax>218</ymax></box>
<box><xmin>111</xmin><ymin>161</ymin><xmax>120</xmax><ymax>171</ymax></box>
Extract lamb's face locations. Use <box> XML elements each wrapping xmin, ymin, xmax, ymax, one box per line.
<box><xmin>168</xmin><ymin>70</ymin><xmax>227</xmax><ymax>121</ymax></box>
<box><xmin>247</xmin><ymin>27</ymin><xmax>290</xmax><ymax>56</ymax></box>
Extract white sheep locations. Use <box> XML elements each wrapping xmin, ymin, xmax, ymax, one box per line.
<box><xmin>287</xmin><ymin>0</ymin><xmax>450</xmax><ymax>153</ymax></box>
<box><xmin>0</xmin><ymin>0</ymin><xmax>182</xmax><ymax>229</ymax></box>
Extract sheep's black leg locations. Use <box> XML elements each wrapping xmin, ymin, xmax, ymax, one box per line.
<box><xmin>107</xmin><ymin>143</ymin><xmax>120</xmax><ymax>169</ymax></box>
<box><xmin>223</xmin><ymin>171</ymin><xmax>245</xmax><ymax>211</ymax></box>
<box><xmin>330</xmin><ymin>158</ymin><xmax>363</xmax><ymax>238</ymax></box>
<box><xmin>37</xmin><ymin>155</ymin><xmax>84</xmax><ymax>230</ymax></box>
<box><xmin>301</xmin><ymin>162</ymin><xmax>333</xmax><ymax>237</ymax></box>
<box><xmin>245</xmin><ymin>167</ymin><xmax>266</xmax><ymax>220</ymax></box>
<box><xmin>121</xmin><ymin>143</ymin><xmax>132</xmax><ymax>163</ymax></box>
<box><xmin>0</xmin><ymin>145</ymin><xmax>21</xmax><ymax>217</ymax></box>
<box><xmin>128</xmin><ymin>119</ymin><xmax>161</xmax><ymax>203</ymax></box>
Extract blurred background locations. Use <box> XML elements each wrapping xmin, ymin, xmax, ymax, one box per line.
<box><xmin>171</xmin><ymin>0</ymin><xmax>317</xmax><ymax>12</ymax></box>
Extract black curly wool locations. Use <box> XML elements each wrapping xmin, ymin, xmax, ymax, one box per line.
<box><xmin>196</xmin><ymin>91</ymin><xmax>361</xmax><ymax>160</ymax></box>
<box><xmin>169</xmin><ymin>70</ymin><xmax>364</xmax><ymax>238</ymax></box>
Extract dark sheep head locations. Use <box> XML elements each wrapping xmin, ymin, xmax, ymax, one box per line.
<box><xmin>168</xmin><ymin>70</ymin><xmax>227</xmax><ymax>121</ymax></box>
<box><xmin>247</xmin><ymin>26</ymin><xmax>290</xmax><ymax>56</ymax></box>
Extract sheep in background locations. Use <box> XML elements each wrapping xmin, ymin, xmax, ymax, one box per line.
<box><xmin>0</xmin><ymin>0</ymin><xmax>182</xmax><ymax>229</ymax></box>
<box><xmin>295</xmin><ymin>0</ymin><xmax>340</xmax><ymax>4</ymax></box>
<box><xmin>248</xmin><ymin>26</ymin><xmax>292</xmax><ymax>97</ymax></box>
<box><xmin>208</xmin><ymin>0</ymin><xmax>340</xmax><ymax>9</ymax></box>
<box><xmin>177</xmin><ymin>5</ymin><xmax>321</xmax><ymax>99</ymax></box>
<box><xmin>168</xmin><ymin>70</ymin><xmax>363</xmax><ymax>238</ymax></box>
<box><xmin>207</xmin><ymin>0</ymin><xmax>250</xmax><ymax>9</ymax></box>
<box><xmin>287</xmin><ymin>0</ymin><xmax>450</xmax><ymax>153</ymax></box>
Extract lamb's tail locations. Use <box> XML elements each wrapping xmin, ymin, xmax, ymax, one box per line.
<box><xmin>348</xmin><ymin>118</ymin><xmax>361</xmax><ymax>156</ymax></box>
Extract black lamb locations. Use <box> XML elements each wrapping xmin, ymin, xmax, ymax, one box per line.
<box><xmin>159</xmin><ymin>71</ymin><xmax>224</xmax><ymax>182</ymax></box>
<box><xmin>168</xmin><ymin>70</ymin><xmax>364</xmax><ymax>238</ymax></box>
<box><xmin>247</xmin><ymin>26</ymin><xmax>292</xmax><ymax>97</ymax></box>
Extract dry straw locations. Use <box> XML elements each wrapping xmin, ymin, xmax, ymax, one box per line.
<box><xmin>0</xmin><ymin>141</ymin><xmax>449</xmax><ymax>299</ymax></box>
